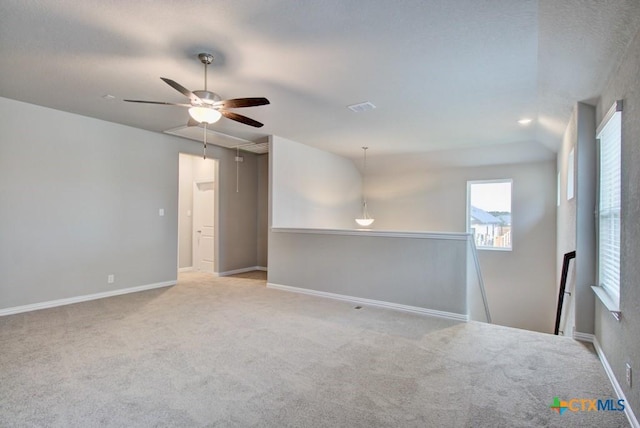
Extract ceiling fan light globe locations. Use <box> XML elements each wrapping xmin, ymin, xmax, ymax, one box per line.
<box><xmin>189</xmin><ymin>106</ymin><xmax>221</xmax><ymax>124</ymax></box>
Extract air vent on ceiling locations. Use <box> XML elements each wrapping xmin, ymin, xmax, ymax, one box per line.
<box><xmin>347</xmin><ymin>101</ymin><xmax>376</xmax><ymax>113</ymax></box>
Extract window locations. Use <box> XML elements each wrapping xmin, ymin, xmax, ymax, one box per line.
<box><xmin>467</xmin><ymin>179</ymin><xmax>512</xmax><ymax>250</ymax></box>
<box><xmin>596</xmin><ymin>100</ymin><xmax>622</xmax><ymax>305</ymax></box>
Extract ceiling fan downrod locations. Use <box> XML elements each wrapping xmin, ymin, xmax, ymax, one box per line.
<box><xmin>198</xmin><ymin>53</ymin><xmax>214</xmax><ymax>92</ymax></box>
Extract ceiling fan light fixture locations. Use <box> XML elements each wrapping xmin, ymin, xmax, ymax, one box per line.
<box><xmin>189</xmin><ymin>106</ymin><xmax>221</xmax><ymax>124</ymax></box>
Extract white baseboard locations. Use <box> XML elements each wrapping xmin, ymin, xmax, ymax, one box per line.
<box><xmin>573</xmin><ymin>331</ymin><xmax>595</xmax><ymax>343</ymax></box>
<box><xmin>256</xmin><ymin>266</ymin><xmax>268</xmax><ymax>272</ymax></box>
<box><xmin>266</xmin><ymin>282</ymin><xmax>468</xmax><ymax>322</ymax></box>
<box><xmin>218</xmin><ymin>266</ymin><xmax>266</xmax><ymax>276</ymax></box>
<box><xmin>0</xmin><ymin>280</ymin><xmax>176</xmax><ymax>317</ymax></box>
<box><xmin>593</xmin><ymin>337</ymin><xmax>639</xmax><ymax>428</ymax></box>
<box><xmin>178</xmin><ymin>267</ymin><xmax>193</xmax><ymax>273</ymax></box>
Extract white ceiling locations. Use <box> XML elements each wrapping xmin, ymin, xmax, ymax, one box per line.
<box><xmin>1</xmin><ymin>0</ymin><xmax>639</xmax><ymax>166</ymax></box>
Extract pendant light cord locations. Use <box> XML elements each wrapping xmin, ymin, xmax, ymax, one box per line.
<box><xmin>362</xmin><ymin>146</ymin><xmax>368</xmax><ymax>218</ymax></box>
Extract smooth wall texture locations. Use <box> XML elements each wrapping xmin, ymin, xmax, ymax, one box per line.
<box><xmin>595</xmin><ymin>25</ymin><xmax>640</xmax><ymax>417</ymax></box>
<box><xmin>257</xmin><ymin>154</ymin><xmax>269</xmax><ymax>268</ymax></box>
<box><xmin>0</xmin><ymin>97</ymin><xmax>258</xmax><ymax>309</ymax></box>
<box><xmin>178</xmin><ymin>154</ymin><xmax>195</xmax><ymax>269</ymax></box>
<box><xmin>555</xmin><ymin>102</ymin><xmax>597</xmax><ymax>337</ymax></box>
<box><xmin>556</xmin><ymin>107</ymin><xmax>578</xmax><ymax>336</ymax></box>
<box><xmin>270</xmin><ymin>136</ymin><xmax>361</xmax><ymax>229</ymax></box>
<box><xmin>268</xmin><ymin>230</ymin><xmax>468</xmax><ymax>316</ymax></box>
<box><xmin>366</xmin><ymin>161</ymin><xmax>557</xmax><ymax>333</ymax></box>
<box><xmin>574</xmin><ymin>103</ymin><xmax>597</xmax><ymax>336</ymax></box>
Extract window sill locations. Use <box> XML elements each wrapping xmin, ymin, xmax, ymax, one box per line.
<box><xmin>476</xmin><ymin>247</ymin><xmax>512</xmax><ymax>252</ymax></box>
<box><xmin>591</xmin><ymin>286</ymin><xmax>621</xmax><ymax>321</ymax></box>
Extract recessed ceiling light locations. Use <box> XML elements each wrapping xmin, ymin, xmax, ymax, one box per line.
<box><xmin>102</xmin><ymin>94</ymin><xmax>116</xmax><ymax>100</ymax></box>
<box><xmin>347</xmin><ymin>101</ymin><xmax>376</xmax><ymax>113</ymax></box>
<box><xmin>518</xmin><ymin>118</ymin><xmax>532</xmax><ymax>125</ymax></box>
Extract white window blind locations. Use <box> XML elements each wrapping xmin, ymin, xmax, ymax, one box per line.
<box><xmin>597</xmin><ymin>101</ymin><xmax>622</xmax><ymax>303</ymax></box>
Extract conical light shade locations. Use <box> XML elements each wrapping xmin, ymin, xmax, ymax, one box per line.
<box><xmin>189</xmin><ymin>106</ymin><xmax>222</xmax><ymax>124</ymax></box>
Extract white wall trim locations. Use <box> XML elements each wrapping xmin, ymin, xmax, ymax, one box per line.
<box><xmin>256</xmin><ymin>266</ymin><xmax>268</xmax><ymax>272</ymax></box>
<box><xmin>178</xmin><ymin>267</ymin><xmax>193</xmax><ymax>273</ymax></box>
<box><xmin>218</xmin><ymin>266</ymin><xmax>265</xmax><ymax>276</ymax></box>
<box><xmin>573</xmin><ymin>331</ymin><xmax>595</xmax><ymax>343</ymax></box>
<box><xmin>576</xmin><ymin>332</ymin><xmax>639</xmax><ymax>428</ymax></box>
<box><xmin>0</xmin><ymin>280</ymin><xmax>176</xmax><ymax>317</ymax></box>
<box><xmin>271</xmin><ymin>227</ymin><xmax>470</xmax><ymax>241</ymax></box>
<box><xmin>267</xmin><ymin>282</ymin><xmax>469</xmax><ymax>322</ymax></box>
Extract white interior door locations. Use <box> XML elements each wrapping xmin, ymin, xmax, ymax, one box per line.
<box><xmin>193</xmin><ymin>181</ymin><xmax>215</xmax><ymax>274</ymax></box>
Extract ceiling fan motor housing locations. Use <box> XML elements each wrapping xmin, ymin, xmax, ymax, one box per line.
<box><xmin>193</xmin><ymin>90</ymin><xmax>221</xmax><ymax>105</ymax></box>
<box><xmin>198</xmin><ymin>53</ymin><xmax>214</xmax><ymax>65</ymax></box>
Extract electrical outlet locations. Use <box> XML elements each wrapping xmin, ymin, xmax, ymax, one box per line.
<box><xmin>107</xmin><ymin>274</ymin><xmax>115</xmax><ymax>284</ymax></box>
<box><xmin>626</xmin><ymin>363</ymin><xmax>632</xmax><ymax>388</ymax></box>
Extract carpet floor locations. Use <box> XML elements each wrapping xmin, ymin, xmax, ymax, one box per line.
<box><xmin>0</xmin><ymin>272</ymin><xmax>629</xmax><ymax>427</ymax></box>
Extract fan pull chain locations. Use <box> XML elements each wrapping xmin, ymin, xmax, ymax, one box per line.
<box><xmin>236</xmin><ymin>146</ymin><xmax>240</xmax><ymax>193</ymax></box>
<box><xmin>203</xmin><ymin>124</ymin><xmax>207</xmax><ymax>159</ymax></box>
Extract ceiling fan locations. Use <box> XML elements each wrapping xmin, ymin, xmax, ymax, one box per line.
<box><xmin>124</xmin><ymin>53</ymin><xmax>270</xmax><ymax>157</ymax></box>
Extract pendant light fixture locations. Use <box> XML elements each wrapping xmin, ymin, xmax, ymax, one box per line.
<box><xmin>355</xmin><ymin>146</ymin><xmax>374</xmax><ymax>227</ymax></box>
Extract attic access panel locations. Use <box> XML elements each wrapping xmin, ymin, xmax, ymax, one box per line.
<box><xmin>165</xmin><ymin>126</ymin><xmax>269</xmax><ymax>154</ymax></box>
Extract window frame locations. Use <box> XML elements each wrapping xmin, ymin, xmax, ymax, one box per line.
<box><xmin>466</xmin><ymin>179</ymin><xmax>513</xmax><ymax>252</ymax></box>
<box><xmin>595</xmin><ymin>100</ymin><xmax>623</xmax><ymax>309</ymax></box>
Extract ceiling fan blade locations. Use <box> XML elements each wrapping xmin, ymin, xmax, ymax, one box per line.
<box><xmin>220</xmin><ymin>110</ymin><xmax>264</xmax><ymax>128</ymax></box>
<box><xmin>214</xmin><ymin>97</ymin><xmax>270</xmax><ymax>109</ymax></box>
<box><xmin>187</xmin><ymin>117</ymin><xmax>200</xmax><ymax>127</ymax></box>
<box><xmin>160</xmin><ymin>77</ymin><xmax>203</xmax><ymax>105</ymax></box>
<box><xmin>124</xmin><ymin>99</ymin><xmax>191</xmax><ymax>107</ymax></box>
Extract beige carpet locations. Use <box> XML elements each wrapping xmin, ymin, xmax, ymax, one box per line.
<box><xmin>0</xmin><ymin>272</ymin><xmax>629</xmax><ymax>427</ymax></box>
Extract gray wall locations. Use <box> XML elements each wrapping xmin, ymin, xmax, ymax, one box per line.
<box><xmin>366</xmin><ymin>161</ymin><xmax>557</xmax><ymax>333</ymax></box>
<box><xmin>206</xmin><ymin>135</ymin><xmax>259</xmax><ymax>274</ymax></box>
<box><xmin>178</xmin><ymin>154</ymin><xmax>195</xmax><ymax>269</ymax></box>
<box><xmin>257</xmin><ymin>154</ymin><xmax>269</xmax><ymax>268</ymax></box>
<box><xmin>0</xmin><ymin>97</ymin><xmax>259</xmax><ymax>309</ymax></box>
<box><xmin>268</xmin><ymin>229</ymin><xmax>468</xmax><ymax>316</ymax></box>
<box><xmin>555</xmin><ymin>102</ymin><xmax>597</xmax><ymax>337</ymax></box>
<box><xmin>575</xmin><ymin>103</ymin><xmax>597</xmax><ymax>335</ymax></box>
<box><xmin>556</xmin><ymin>107</ymin><xmax>578</xmax><ymax>335</ymax></box>
<box><xmin>594</xmin><ymin>26</ymin><xmax>640</xmax><ymax>416</ymax></box>
<box><xmin>270</xmin><ymin>135</ymin><xmax>361</xmax><ymax>229</ymax></box>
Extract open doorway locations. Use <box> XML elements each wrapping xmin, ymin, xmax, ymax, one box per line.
<box><xmin>178</xmin><ymin>153</ymin><xmax>218</xmax><ymax>275</ymax></box>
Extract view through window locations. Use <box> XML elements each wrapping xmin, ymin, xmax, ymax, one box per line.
<box><xmin>467</xmin><ymin>180</ymin><xmax>512</xmax><ymax>250</ymax></box>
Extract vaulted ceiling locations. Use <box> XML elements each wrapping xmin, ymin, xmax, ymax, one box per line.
<box><xmin>1</xmin><ymin>0</ymin><xmax>639</xmax><ymax>167</ymax></box>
